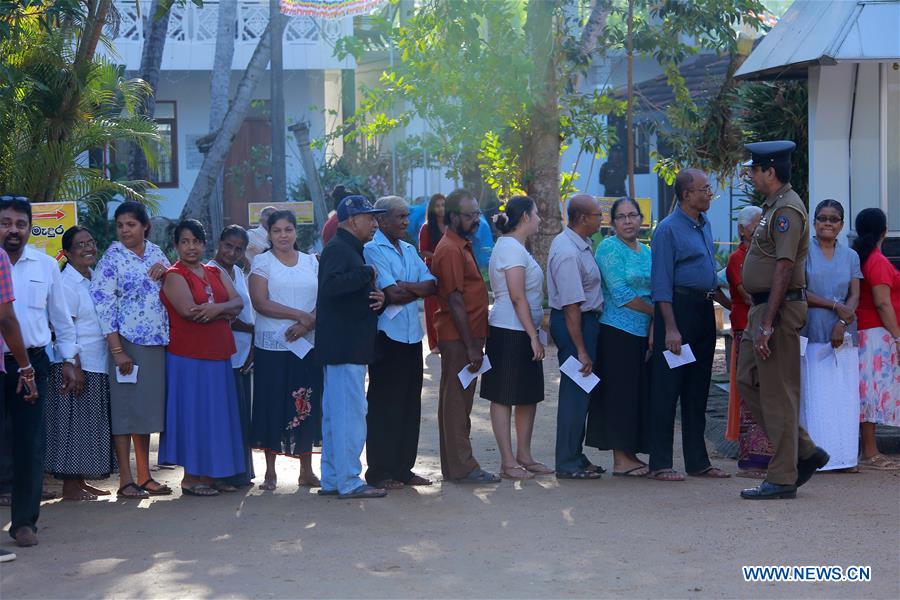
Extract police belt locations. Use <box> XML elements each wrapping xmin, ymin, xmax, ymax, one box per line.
<box><xmin>750</xmin><ymin>289</ymin><xmax>806</xmax><ymax>306</ymax></box>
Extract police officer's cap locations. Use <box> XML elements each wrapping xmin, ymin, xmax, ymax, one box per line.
<box><xmin>742</xmin><ymin>140</ymin><xmax>796</xmax><ymax>168</ymax></box>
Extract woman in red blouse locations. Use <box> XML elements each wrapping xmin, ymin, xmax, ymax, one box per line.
<box><xmin>852</xmin><ymin>208</ymin><xmax>900</xmax><ymax>471</ymax></box>
<box><xmin>418</xmin><ymin>193</ymin><xmax>446</xmax><ymax>353</ymax></box>
<box><xmin>725</xmin><ymin>205</ymin><xmax>773</xmax><ymax>478</ymax></box>
<box><xmin>159</xmin><ymin>220</ymin><xmax>247</xmax><ymax>495</ymax></box>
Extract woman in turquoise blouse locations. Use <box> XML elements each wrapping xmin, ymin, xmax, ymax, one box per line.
<box><xmin>585</xmin><ymin>197</ymin><xmax>653</xmax><ymax>476</ymax></box>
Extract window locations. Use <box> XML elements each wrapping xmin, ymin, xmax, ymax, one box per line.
<box><xmin>150</xmin><ymin>101</ymin><xmax>178</xmax><ymax>187</ymax></box>
<box><xmin>608</xmin><ymin>116</ymin><xmax>651</xmax><ymax>176</ymax></box>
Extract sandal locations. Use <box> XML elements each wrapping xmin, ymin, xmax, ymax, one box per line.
<box><xmin>521</xmin><ymin>462</ymin><xmax>554</xmax><ymax>475</ymax></box>
<box><xmin>613</xmin><ymin>465</ymin><xmax>649</xmax><ymax>478</ymax></box>
<box><xmin>139</xmin><ymin>479</ymin><xmax>172</xmax><ymax>496</ymax></box>
<box><xmin>501</xmin><ymin>465</ymin><xmax>535</xmax><ymax>480</ymax></box>
<box><xmin>181</xmin><ymin>484</ymin><xmax>219</xmax><ymax>497</ymax></box>
<box><xmin>735</xmin><ymin>469</ymin><xmax>767</xmax><ymax>479</ymax></box>
<box><xmin>373</xmin><ymin>479</ymin><xmax>405</xmax><ymax>490</ymax></box>
<box><xmin>556</xmin><ymin>469</ymin><xmax>602</xmax><ymax>480</ymax></box>
<box><xmin>405</xmin><ymin>474</ymin><xmax>433</xmax><ymax>486</ymax></box>
<box><xmin>689</xmin><ymin>466</ymin><xmax>731</xmax><ymax>479</ymax></box>
<box><xmin>858</xmin><ymin>454</ymin><xmax>900</xmax><ymax>471</ymax></box>
<box><xmin>338</xmin><ymin>484</ymin><xmax>387</xmax><ymax>499</ymax></box>
<box><xmin>117</xmin><ymin>482</ymin><xmax>150</xmax><ymax>499</ymax></box>
<box><xmin>212</xmin><ymin>481</ymin><xmax>238</xmax><ymax>493</ymax></box>
<box><xmin>455</xmin><ymin>468</ymin><xmax>501</xmax><ymax>484</ymax></box>
<box><xmin>647</xmin><ymin>469</ymin><xmax>685</xmax><ymax>482</ymax></box>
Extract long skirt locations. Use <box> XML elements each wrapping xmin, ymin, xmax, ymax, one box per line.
<box><xmin>44</xmin><ymin>366</ymin><xmax>117</xmax><ymax>479</ymax></box>
<box><xmin>800</xmin><ymin>341</ymin><xmax>860</xmax><ymax>470</ymax></box>
<box><xmin>108</xmin><ymin>339</ymin><xmax>165</xmax><ymax>435</ymax></box>
<box><xmin>158</xmin><ymin>354</ymin><xmax>245</xmax><ymax>478</ymax></box>
<box><xmin>731</xmin><ymin>331</ymin><xmax>775</xmax><ymax>471</ymax></box>
<box><xmin>479</xmin><ymin>326</ymin><xmax>544</xmax><ymax>406</ymax></box>
<box><xmin>858</xmin><ymin>327</ymin><xmax>899</xmax><ymax>426</ymax></box>
<box><xmin>585</xmin><ymin>323</ymin><xmax>648</xmax><ymax>453</ymax></box>
<box><xmin>250</xmin><ymin>348</ymin><xmax>323</xmax><ymax>457</ymax></box>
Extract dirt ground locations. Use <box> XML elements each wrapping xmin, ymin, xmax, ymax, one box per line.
<box><xmin>2</xmin><ymin>349</ymin><xmax>899</xmax><ymax>599</ymax></box>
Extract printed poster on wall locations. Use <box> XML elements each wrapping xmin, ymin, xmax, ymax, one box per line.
<box><xmin>30</xmin><ymin>202</ymin><xmax>78</xmax><ymax>262</ymax></box>
<box><xmin>248</xmin><ymin>201</ymin><xmax>314</xmax><ymax>226</ymax></box>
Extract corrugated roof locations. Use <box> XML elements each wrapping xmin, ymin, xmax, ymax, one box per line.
<box><xmin>735</xmin><ymin>0</ymin><xmax>900</xmax><ymax>81</ymax></box>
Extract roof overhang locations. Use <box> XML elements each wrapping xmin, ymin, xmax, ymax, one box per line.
<box><xmin>735</xmin><ymin>0</ymin><xmax>900</xmax><ymax>82</ymax></box>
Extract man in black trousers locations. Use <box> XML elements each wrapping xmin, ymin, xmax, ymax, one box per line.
<box><xmin>363</xmin><ymin>196</ymin><xmax>437</xmax><ymax>489</ymax></box>
<box><xmin>647</xmin><ymin>169</ymin><xmax>732</xmax><ymax>482</ymax></box>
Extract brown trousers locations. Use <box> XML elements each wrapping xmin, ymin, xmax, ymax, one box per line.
<box><xmin>736</xmin><ymin>300</ymin><xmax>816</xmax><ymax>485</ymax></box>
<box><xmin>437</xmin><ymin>338</ymin><xmax>484</xmax><ymax>479</ymax></box>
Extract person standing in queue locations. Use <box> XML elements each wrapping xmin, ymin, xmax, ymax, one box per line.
<box><xmin>737</xmin><ymin>140</ymin><xmax>829</xmax><ymax>500</ymax></box>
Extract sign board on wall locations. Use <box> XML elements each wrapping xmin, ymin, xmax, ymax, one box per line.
<box><xmin>248</xmin><ymin>201</ymin><xmax>314</xmax><ymax>226</ymax></box>
<box><xmin>30</xmin><ymin>202</ymin><xmax>78</xmax><ymax>261</ymax></box>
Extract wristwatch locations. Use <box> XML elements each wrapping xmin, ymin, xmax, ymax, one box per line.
<box><xmin>838</xmin><ymin>318</ymin><xmax>850</xmax><ymax>327</ymax></box>
<box><xmin>758</xmin><ymin>324</ymin><xmax>775</xmax><ymax>337</ymax></box>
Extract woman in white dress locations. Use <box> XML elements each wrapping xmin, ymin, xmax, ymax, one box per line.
<box><xmin>799</xmin><ymin>200</ymin><xmax>861</xmax><ymax>471</ymax></box>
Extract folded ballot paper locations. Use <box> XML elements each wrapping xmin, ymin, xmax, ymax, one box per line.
<box><xmin>560</xmin><ymin>356</ymin><xmax>600</xmax><ymax>393</ymax></box>
<box><xmin>663</xmin><ymin>344</ymin><xmax>696</xmax><ymax>369</ymax></box>
<box><xmin>116</xmin><ymin>365</ymin><xmax>139</xmax><ymax>384</ymax></box>
<box><xmin>384</xmin><ymin>304</ymin><xmax>403</xmax><ymax>320</ymax></box>
<box><xmin>800</xmin><ymin>336</ymin><xmax>808</xmax><ymax>356</ymax></box>
<box><xmin>458</xmin><ymin>355</ymin><xmax>492</xmax><ymax>389</ymax></box>
<box><xmin>276</xmin><ymin>324</ymin><xmax>313</xmax><ymax>359</ymax></box>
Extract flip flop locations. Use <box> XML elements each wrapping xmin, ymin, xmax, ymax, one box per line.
<box><xmin>373</xmin><ymin>479</ymin><xmax>405</xmax><ymax>490</ymax></box>
<box><xmin>647</xmin><ymin>469</ymin><xmax>685</xmax><ymax>482</ymax></box>
<box><xmin>117</xmin><ymin>482</ymin><xmax>150</xmax><ymax>499</ymax></box>
<box><xmin>689</xmin><ymin>466</ymin><xmax>731</xmax><ymax>478</ymax></box>
<box><xmin>858</xmin><ymin>454</ymin><xmax>900</xmax><ymax>471</ymax></box>
<box><xmin>556</xmin><ymin>469</ymin><xmax>602</xmax><ymax>480</ymax></box>
<box><xmin>455</xmin><ymin>468</ymin><xmax>501</xmax><ymax>484</ymax></box>
<box><xmin>317</xmin><ymin>488</ymin><xmax>338</xmax><ymax>496</ymax></box>
<box><xmin>501</xmin><ymin>465</ymin><xmax>535</xmax><ymax>480</ymax></box>
<box><xmin>405</xmin><ymin>474</ymin><xmax>433</xmax><ymax>486</ymax></box>
<box><xmin>181</xmin><ymin>484</ymin><xmax>219</xmax><ymax>497</ymax></box>
<box><xmin>338</xmin><ymin>484</ymin><xmax>387</xmax><ymax>499</ymax></box>
<box><xmin>613</xmin><ymin>465</ymin><xmax>649</xmax><ymax>477</ymax></box>
<box><xmin>139</xmin><ymin>479</ymin><xmax>173</xmax><ymax>496</ymax></box>
<box><xmin>212</xmin><ymin>481</ymin><xmax>238</xmax><ymax>493</ymax></box>
<box><xmin>521</xmin><ymin>462</ymin><xmax>554</xmax><ymax>475</ymax></box>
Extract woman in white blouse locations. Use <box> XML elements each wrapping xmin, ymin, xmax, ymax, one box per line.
<box><xmin>248</xmin><ymin>210</ymin><xmax>322</xmax><ymax>490</ymax></box>
<box><xmin>44</xmin><ymin>227</ymin><xmax>117</xmax><ymax>500</ymax></box>
<box><xmin>479</xmin><ymin>196</ymin><xmax>551</xmax><ymax>480</ymax></box>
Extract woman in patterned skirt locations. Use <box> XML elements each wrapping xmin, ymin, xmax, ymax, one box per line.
<box><xmin>44</xmin><ymin>227</ymin><xmax>117</xmax><ymax>500</ymax></box>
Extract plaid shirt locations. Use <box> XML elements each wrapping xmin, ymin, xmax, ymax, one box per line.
<box><xmin>0</xmin><ymin>247</ymin><xmax>15</xmax><ymax>372</ymax></box>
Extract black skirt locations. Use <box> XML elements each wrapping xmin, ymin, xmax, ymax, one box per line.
<box><xmin>479</xmin><ymin>326</ymin><xmax>544</xmax><ymax>406</ymax></box>
<box><xmin>250</xmin><ymin>348</ymin><xmax>323</xmax><ymax>457</ymax></box>
<box><xmin>585</xmin><ymin>323</ymin><xmax>649</xmax><ymax>453</ymax></box>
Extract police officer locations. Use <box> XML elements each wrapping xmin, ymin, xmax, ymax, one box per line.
<box><xmin>736</xmin><ymin>140</ymin><xmax>829</xmax><ymax>500</ymax></box>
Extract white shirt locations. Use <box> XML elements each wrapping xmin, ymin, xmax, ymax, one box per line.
<box><xmin>8</xmin><ymin>245</ymin><xmax>76</xmax><ymax>358</ymax></box>
<box><xmin>250</xmin><ymin>251</ymin><xmax>318</xmax><ymax>351</ymax></box>
<box><xmin>488</xmin><ymin>236</ymin><xmax>544</xmax><ymax>331</ymax></box>
<box><xmin>59</xmin><ymin>266</ymin><xmax>108</xmax><ymax>373</ymax></box>
<box><xmin>209</xmin><ymin>260</ymin><xmax>255</xmax><ymax>368</ymax></box>
<box><xmin>247</xmin><ymin>226</ymin><xmax>268</xmax><ymax>254</ymax></box>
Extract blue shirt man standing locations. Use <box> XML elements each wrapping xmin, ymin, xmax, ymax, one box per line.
<box><xmin>647</xmin><ymin>169</ymin><xmax>732</xmax><ymax>482</ymax></box>
<box><xmin>363</xmin><ymin>196</ymin><xmax>437</xmax><ymax>489</ymax></box>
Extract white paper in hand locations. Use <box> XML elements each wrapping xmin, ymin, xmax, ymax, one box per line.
<box><xmin>800</xmin><ymin>336</ymin><xmax>808</xmax><ymax>357</ymax></box>
<box><xmin>663</xmin><ymin>344</ymin><xmax>697</xmax><ymax>369</ymax></box>
<box><xmin>560</xmin><ymin>356</ymin><xmax>600</xmax><ymax>393</ymax></box>
<box><xmin>384</xmin><ymin>304</ymin><xmax>403</xmax><ymax>320</ymax></box>
<box><xmin>116</xmin><ymin>364</ymin><xmax>139</xmax><ymax>384</ymax></box>
<box><xmin>457</xmin><ymin>355</ymin><xmax>492</xmax><ymax>389</ymax></box>
<box><xmin>276</xmin><ymin>324</ymin><xmax>313</xmax><ymax>359</ymax></box>
<box><xmin>538</xmin><ymin>329</ymin><xmax>549</xmax><ymax>346</ymax></box>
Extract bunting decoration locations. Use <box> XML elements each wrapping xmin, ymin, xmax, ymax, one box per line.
<box><xmin>280</xmin><ymin>0</ymin><xmax>383</xmax><ymax>19</ymax></box>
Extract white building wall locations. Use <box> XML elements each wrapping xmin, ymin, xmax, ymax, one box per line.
<box><xmin>152</xmin><ymin>70</ymin><xmax>326</xmax><ymax>219</ymax></box>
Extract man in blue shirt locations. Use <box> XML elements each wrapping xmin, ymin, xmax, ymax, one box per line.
<box><xmin>648</xmin><ymin>169</ymin><xmax>731</xmax><ymax>482</ymax></box>
<box><xmin>364</xmin><ymin>196</ymin><xmax>438</xmax><ymax>490</ymax></box>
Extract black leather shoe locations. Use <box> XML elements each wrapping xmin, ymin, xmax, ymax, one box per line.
<box><xmin>796</xmin><ymin>446</ymin><xmax>830</xmax><ymax>487</ymax></box>
<box><xmin>740</xmin><ymin>480</ymin><xmax>797</xmax><ymax>500</ymax></box>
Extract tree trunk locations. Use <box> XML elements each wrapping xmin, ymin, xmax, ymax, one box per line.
<box><xmin>625</xmin><ymin>0</ymin><xmax>635</xmax><ymax>196</ymax></box>
<box><xmin>128</xmin><ymin>0</ymin><xmax>171</xmax><ymax>182</ymax></box>
<box><xmin>180</xmin><ymin>13</ymin><xmax>286</xmax><ymax>222</ymax></box>
<box><xmin>525</xmin><ymin>0</ymin><xmax>562</xmax><ymax>269</ymax></box>
<box><xmin>207</xmin><ymin>0</ymin><xmax>237</xmax><ymax>244</ymax></box>
<box><xmin>569</xmin><ymin>0</ymin><xmax>611</xmax><ymax>92</ymax></box>
<box><xmin>270</xmin><ymin>0</ymin><xmax>287</xmax><ymax>202</ymax></box>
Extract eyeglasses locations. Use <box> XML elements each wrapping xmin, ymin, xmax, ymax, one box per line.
<box><xmin>73</xmin><ymin>239</ymin><xmax>97</xmax><ymax>250</ymax></box>
<box><xmin>460</xmin><ymin>210</ymin><xmax>482</xmax><ymax>219</ymax></box>
<box><xmin>613</xmin><ymin>212</ymin><xmax>642</xmax><ymax>222</ymax></box>
<box><xmin>815</xmin><ymin>215</ymin><xmax>842</xmax><ymax>224</ymax></box>
<box><xmin>687</xmin><ymin>185</ymin><xmax>713</xmax><ymax>195</ymax></box>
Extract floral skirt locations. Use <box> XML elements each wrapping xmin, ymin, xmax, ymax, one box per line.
<box><xmin>858</xmin><ymin>327</ymin><xmax>900</xmax><ymax>426</ymax></box>
<box><xmin>250</xmin><ymin>348</ymin><xmax>323</xmax><ymax>457</ymax></box>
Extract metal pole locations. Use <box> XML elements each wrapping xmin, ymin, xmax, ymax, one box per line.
<box><xmin>270</xmin><ymin>0</ymin><xmax>286</xmax><ymax>203</ymax></box>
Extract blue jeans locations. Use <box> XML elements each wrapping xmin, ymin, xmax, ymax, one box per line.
<box><xmin>321</xmin><ymin>364</ymin><xmax>368</xmax><ymax>494</ymax></box>
<box><xmin>550</xmin><ymin>309</ymin><xmax>600</xmax><ymax>474</ymax></box>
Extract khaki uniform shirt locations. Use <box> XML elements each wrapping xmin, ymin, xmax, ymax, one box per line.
<box><xmin>742</xmin><ymin>183</ymin><xmax>809</xmax><ymax>294</ymax></box>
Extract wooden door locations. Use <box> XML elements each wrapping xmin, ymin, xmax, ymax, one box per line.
<box><xmin>223</xmin><ymin>118</ymin><xmax>272</xmax><ymax>227</ymax></box>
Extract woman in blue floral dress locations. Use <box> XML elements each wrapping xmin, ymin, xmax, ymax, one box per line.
<box><xmin>90</xmin><ymin>202</ymin><xmax>172</xmax><ymax>499</ymax></box>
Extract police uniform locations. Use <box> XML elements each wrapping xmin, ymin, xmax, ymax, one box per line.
<box><xmin>736</xmin><ymin>141</ymin><xmax>828</xmax><ymax>499</ymax></box>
